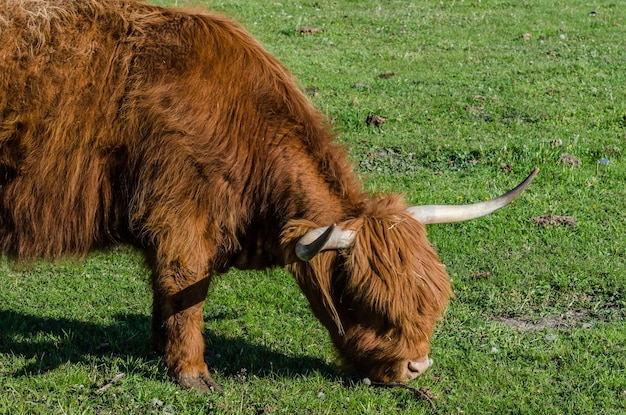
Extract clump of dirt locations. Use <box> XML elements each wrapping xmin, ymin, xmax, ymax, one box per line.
<box><xmin>365</xmin><ymin>113</ymin><xmax>386</xmax><ymax>127</ymax></box>
<box><xmin>558</xmin><ymin>153</ymin><xmax>581</xmax><ymax>167</ymax></box>
<box><xmin>497</xmin><ymin>310</ymin><xmax>591</xmax><ymax>331</ymax></box>
<box><xmin>531</xmin><ymin>214</ymin><xmax>577</xmax><ymax>227</ymax></box>
<box><xmin>378</xmin><ymin>72</ymin><xmax>396</xmax><ymax>79</ymax></box>
<box><xmin>304</xmin><ymin>86</ymin><xmax>319</xmax><ymax>97</ymax></box>
<box><xmin>297</xmin><ymin>26</ymin><xmax>324</xmax><ymax>34</ymax></box>
<box><xmin>352</xmin><ymin>81</ymin><xmax>370</xmax><ymax>89</ymax></box>
<box><xmin>474</xmin><ymin>271</ymin><xmax>492</xmax><ymax>279</ymax></box>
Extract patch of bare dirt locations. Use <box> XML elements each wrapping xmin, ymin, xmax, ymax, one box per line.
<box><xmin>531</xmin><ymin>214</ymin><xmax>577</xmax><ymax>228</ymax></box>
<box><xmin>497</xmin><ymin>305</ymin><xmax>623</xmax><ymax>332</ymax></box>
<box><xmin>465</xmin><ymin>104</ymin><xmax>494</xmax><ymax>122</ymax></box>
<box><xmin>498</xmin><ymin>310</ymin><xmax>592</xmax><ymax>331</ymax></box>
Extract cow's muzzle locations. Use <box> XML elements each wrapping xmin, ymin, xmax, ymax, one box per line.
<box><xmin>405</xmin><ymin>356</ymin><xmax>433</xmax><ymax>381</ymax></box>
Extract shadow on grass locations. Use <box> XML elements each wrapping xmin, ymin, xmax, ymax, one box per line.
<box><xmin>0</xmin><ymin>309</ymin><xmax>339</xmax><ymax>383</ymax></box>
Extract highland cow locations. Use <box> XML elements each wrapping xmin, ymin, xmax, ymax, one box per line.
<box><xmin>0</xmin><ymin>0</ymin><xmax>537</xmax><ymax>392</ymax></box>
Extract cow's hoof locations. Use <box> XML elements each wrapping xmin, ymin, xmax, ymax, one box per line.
<box><xmin>178</xmin><ymin>373</ymin><xmax>223</xmax><ymax>393</ymax></box>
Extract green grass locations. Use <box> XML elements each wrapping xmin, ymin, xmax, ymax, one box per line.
<box><xmin>2</xmin><ymin>0</ymin><xmax>625</xmax><ymax>413</ymax></box>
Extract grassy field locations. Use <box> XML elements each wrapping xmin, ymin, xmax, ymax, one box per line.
<box><xmin>1</xmin><ymin>0</ymin><xmax>625</xmax><ymax>413</ymax></box>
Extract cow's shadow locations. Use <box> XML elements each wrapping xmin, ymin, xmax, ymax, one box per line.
<box><xmin>0</xmin><ymin>309</ymin><xmax>339</xmax><ymax>383</ymax></box>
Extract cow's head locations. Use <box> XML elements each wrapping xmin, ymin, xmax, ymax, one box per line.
<box><xmin>282</xmin><ymin>169</ymin><xmax>537</xmax><ymax>382</ymax></box>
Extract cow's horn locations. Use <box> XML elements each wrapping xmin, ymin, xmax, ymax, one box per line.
<box><xmin>296</xmin><ymin>224</ymin><xmax>356</xmax><ymax>261</ymax></box>
<box><xmin>407</xmin><ymin>168</ymin><xmax>539</xmax><ymax>224</ymax></box>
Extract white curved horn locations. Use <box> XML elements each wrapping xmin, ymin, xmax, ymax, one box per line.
<box><xmin>295</xmin><ymin>224</ymin><xmax>356</xmax><ymax>261</ymax></box>
<box><xmin>408</xmin><ymin>168</ymin><xmax>539</xmax><ymax>225</ymax></box>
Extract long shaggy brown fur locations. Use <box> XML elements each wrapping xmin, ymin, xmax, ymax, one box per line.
<box><xmin>1</xmin><ymin>0</ymin><xmax>450</xmax><ymax>390</ymax></box>
<box><xmin>0</xmin><ymin>0</ymin><xmax>363</xmax><ymax>260</ymax></box>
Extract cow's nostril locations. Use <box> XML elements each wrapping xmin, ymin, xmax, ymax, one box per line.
<box><xmin>407</xmin><ymin>356</ymin><xmax>432</xmax><ymax>378</ymax></box>
<box><xmin>408</xmin><ymin>361</ymin><xmax>423</xmax><ymax>374</ymax></box>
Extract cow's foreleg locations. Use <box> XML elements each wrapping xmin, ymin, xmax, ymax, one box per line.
<box><xmin>151</xmin><ymin>262</ymin><xmax>221</xmax><ymax>393</ymax></box>
<box><xmin>151</xmin><ymin>279</ymin><xmax>167</xmax><ymax>354</ymax></box>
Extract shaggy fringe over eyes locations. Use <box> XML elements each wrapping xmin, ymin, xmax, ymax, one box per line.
<box><xmin>342</xmin><ymin>196</ymin><xmax>451</xmax><ymax>330</ymax></box>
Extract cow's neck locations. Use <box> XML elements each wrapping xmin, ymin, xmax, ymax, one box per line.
<box><xmin>227</xmin><ymin>131</ymin><xmax>367</xmax><ymax>271</ymax></box>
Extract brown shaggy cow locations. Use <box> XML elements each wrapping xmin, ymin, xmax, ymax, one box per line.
<box><xmin>0</xmin><ymin>0</ymin><xmax>537</xmax><ymax>392</ymax></box>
